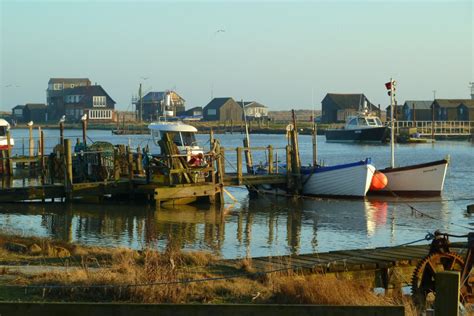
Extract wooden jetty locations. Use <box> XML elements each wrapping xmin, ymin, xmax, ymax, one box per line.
<box><xmin>395</xmin><ymin>120</ymin><xmax>474</xmax><ymax>139</ymax></box>
<box><xmin>224</xmin><ymin>242</ymin><xmax>467</xmax><ymax>291</ymax></box>
<box><xmin>0</xmin><ymin>124</ymin><xmax>297</xmax><ymax>205</ymax></box>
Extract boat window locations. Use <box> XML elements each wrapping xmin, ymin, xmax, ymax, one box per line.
<box><xmin>0</xmin><ymin>127</ymin><xmax>6</xmax><ymax>137</ymax></box>
<box><xmin>358</xmin><ymin>118</ymin><xmax>368</xmax><ymax>126</ymax></box>
<box><xmin>181</xmin><ymin>132</ymin><xmax>196</xmax><ymax>146</ymax></box>
<box><xmin>366</xmin><ymin>118</ymin><xmax>377</xmax><ymax>126</ymax></box>
<box><xmin>375</xmin><ymin>118</ymin><xmax>382</xmax><ymax>126</ymax></box>
<box><xmin>171</xmin><ymin>132</ymin><xmax>182</xmax><ymax>146</ymax></box>
<box><xmin>348</xmin><ymin>118</ymin><xmax>358</xmax><ymax>125</ymax></box>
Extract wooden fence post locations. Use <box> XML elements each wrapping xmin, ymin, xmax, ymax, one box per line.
<box><xmin>6</xmin><ymin>130</ymin><xmax>13</xmax><ymax>176</ymax></box>
<box><xmin>40</xmin><ymin>130</ymin><xmax>45</xmax><ymax>184</ymax></box>
<box><xmin>64</xmin><ymin>139</ymin><xmax>73</xmax><ymax>201</ymax></box>
<box><xmin>435</xmin><ymin>271</ymin><xmax>460</xmax><ymax>316</ymax></box>
<box><xmin>236</xmin><ymin>147</ymin><xmax>242</xmax><ymax>185</ymax></box>
<box><xmin>267</xmin><ymin>145</ymin><xmax>273</xmax><ymax>174</ymax></box>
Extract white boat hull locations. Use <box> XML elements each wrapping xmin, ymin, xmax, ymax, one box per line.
<box><xmin>302</xmin><ymin>160</ymin><xmax>375</xmax><ymax>197</ymax></box>
<box><xmin>372</xmin><ymin>159</ymin><xmax>448</xmax><ymax>196</ymax></box>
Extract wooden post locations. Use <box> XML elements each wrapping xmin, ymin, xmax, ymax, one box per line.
<box><xmin>290</xmin><ymin>110</ymin><xmax>301</xmax><ymax>193</ymax></box>
<box><xmin>286</xmin><ymin>145</ymin><xmax>293</xmax><ymax>189</ymax></box>
<box><xmin>435</xmin><ymin>271</ymin><xmax>460</xmax><ymax>316</ymax></box>
<box><xmin>6</xmin><ymin>130</ymin><xmax>13</xmax><ymax>176</ymax></box>
<box><xmin>136</xmin><ymin>146</ymin><xmax>143</xmax><ymax>175</ymax></box>
<box><xmin>28</xmin><ymin>123</ymin><xmax>34</xmax><ymax>158</ymax></box>
<box><xmin>59</xmin><ymin>121</ymin><xmax>64</xmax><ymax>146</ymax></box>
<box><xmin>82</xmin><ymin>119</ymin><xmax>87</xmax><ymax>147</ymax></box>
<box><xmin>209</xmin><ymin>128</ymin><xmax>214</xmax><ymax>151</ymax></box>
<box><xmin>431</xmin><ymin>104</ymin><xmax>435</xmax><ymax>139</ymax></box>
<box><xmin>312</xmin><ymin>123</ymin><xmax>318</xmax><ymax>167</ymax></box>
<box><xmin>236</xmin><ymin>147</ymin><xmax>243</xmax><ymax>185</ymax></box>
<box><xmin>113</xmin><ymin>148</ymin><xmax>120</xmax><ymax>181</ymax></box>
<box><xmin>267</xmin><ymin>145</ymin><xmax>273</xmax><ymax>174</ymax></box>
<box><xmin>40</xmin><ymin>130</ymin><xmax>45</xmax><ymax>184</ymax></box>
<box><xmin>220</xmin><ymin>147</ymin><xmax>225</xmax><ymax>175</ymax></box>
<box><xmin>127</xmin><ymin>147</ymin><xmax>134</xmax><ymax>180</ymax></box>
<box><xmin>64</xmin><ymin>139</ymin><xmax>73</xmax><ymax>201</ymax></box>
<box><xmin>37</xmin><ymin>126</ymin><xmax>42</xmax><ymax>156</ymax></box>
<box><xmin>217</xmin><ymin>146</ymin><xmax>225</xmax><ymax>203</ymax></box>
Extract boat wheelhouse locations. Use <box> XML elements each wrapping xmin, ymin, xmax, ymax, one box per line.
<box><xmin>325</xmin><ymin>112</ymin><xmax>389</xmax><ymax>143</ymax></box>
<box><xmin>148</xmin><ymin>120</ymin><xmax>203</xmax><ymax>159</ymax></box>
<box><xmin>0</xmin><ymin>119</ymin><xmax>14</xmax><ymax>150</ymax></box>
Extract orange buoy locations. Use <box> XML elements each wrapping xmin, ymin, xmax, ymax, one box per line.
<box><xmin>370</xmin><ymin>171</ymin><xmax>388</xmax><ymax>190</ymax></box>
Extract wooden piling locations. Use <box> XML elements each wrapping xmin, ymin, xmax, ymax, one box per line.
<box><xmin>64</xmin><ymin>139</ymin><xmax>73</xmax><ymax>200</ymax></box>
<box><xmin>59</xmin><ymin>121</ymin><xmax>64</xmax><ymax>146</ymax></box>
<box><xmin>28</xmin><ymin>123</ymin><xmax>34</xmax><ymax>159</ymax></box>
<box><xmin>40</xmin><ymin>130</ymin><xmax>45</xmax><ymax>185</ymax></box>
<box><xmin>82</xmin><ymin>119</ymin><xmax>87</xmax><ymax>147</ymax></box>
<box><xmin>286</xmin><ymin>145</ymin><xmax>293</xmax><ymax>189</ymax></box>
<box><xmin>136</xmin><ymin>146</ymin><xmax>143</xmax><ymax>175</ymax></box>
<box><xmin>267</xmin><ymin>145</ymin><xmax>273</xmax><ymax>174</ymax></box>
<box><xmin>435</xmin><ymin>271</ymin><xmax>460</xmax><ymax>316</ymax></box>
<box><xmin>5</xmin><ymin>130</ymin><xmax>13</xmax><ymax>176</ymax></box>
<box><xmin>236</xmin><ymin>147</ymin><xmax>243</xmax><ymax>185</ymax></box>
<box><xmin>312</xmin><ymin>122</ymin><xmax>318</xmax><ymax>167</ymax></box>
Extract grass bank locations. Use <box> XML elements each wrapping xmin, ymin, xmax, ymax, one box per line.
<box><xmin>0</xmin><ymin>234</ymin><xmax>416</xmax><ymax>315</ymax></box>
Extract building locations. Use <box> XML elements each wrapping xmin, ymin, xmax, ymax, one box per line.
<box><xmin>431</xmin><ymin>99</ymin><xmax>474</xmax><ymax>121</ymax></box>
<box><xmin>321</xmin><ymin>93</ymin><xmax>379</xmax><ymax>123</ymax></box>
<box><xmin>11</xmin><ymin>105</ymin><xmax>25</xmax><ymax>123</ymax></box>
<box><xmin>135</xmin><ymin>91</ymin><xmax>185</xmax><ymax>121</ymax></box>
<box><xmin>238</xmin><ymin>101</ymin><xmax>269</xmax><ymax>120</ymax></box>
<box><xmin>62</xmin><ymin>85</ymin><xmax>116</xmax><ymax>122</ymax></box>
<box><xmin>24</xmin><ymin>103</ymin><xmax>48</xmax><ymax>122</ymax></box>
<box><xmin>47</xmin><ymin>78</ymin><xmax>91</xmax><ymax>120</ymax></box>
<box><xmin>385</xmin><ymin>105</ymin><xmax>404</xmax><ymax>121</ymax></box>
<box><xmin>203</xmin><ymin>97</ymin><xmax>243</xmax><ymax>122</ymax></box>
<box><xmin>402</xmin><ymin>101</ymin><xmax>433</xmax><ymax>121</ymax></box>
<box><xmin>178</xmin><ymin>106</ymin><xmax>203</xmax><ymax>117</ymax></box>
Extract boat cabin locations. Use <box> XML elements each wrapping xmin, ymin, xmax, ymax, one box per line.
<box><xmin>345</xmin><ymin>115</ymin><xmax>383</xmax><ymax>130</ymax></box>
<box><xmin>148</xmin><ymin>121</ymin><xmax>203</xmax><ymax>157</ymax></box>
<box><xmin>0</xmin><ymin>119</ymin><xmax>14</xmax><ymax>150</ymax></box>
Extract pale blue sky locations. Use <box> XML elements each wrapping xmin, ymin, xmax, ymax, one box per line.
<box><xmin>1</xmin><ymin>0</ymin><xmax>473</xmax><ymax>111</ymax></box>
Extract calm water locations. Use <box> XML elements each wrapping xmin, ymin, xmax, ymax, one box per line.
<box><xmin>0</xmin><ymin>128</ymin><xmax>473</xmax><ymax>258</ymax></box>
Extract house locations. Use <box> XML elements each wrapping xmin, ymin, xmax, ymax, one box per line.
<box><xmin>47</xmin><ymin>78</ymin><xmax>91</xmax><ymax>120</ymax></box>
<box><xmin>135</xmin><ymin>91</ymin><xmax>185</xmax><ymax>121</ymax></box>
<box><xmin>457</xmin><ymin>100</ymin><xmax>474</xmax><ymax>121</ymax></box>
<box><xmin>385</xmin><ymin>105</ymin><xmax>404</xmax><ymax>121</ymax></box>
<box><xmin>203</xmin><ymin>97</ymin><xmax>243</xmax><ymax>122</ymax></box>
<box><xmin>62</xmin><ymin>85</ymin><xmax>116</xmax><ymax>122</ymax></box>
<box><xmin>24</xmin><ymin>104</ymin><xmax>48</xmax><ymax>122</ymax></box>
<box><xmin>431</xmin><ymin>99</ymin><xmax>474</xmax><ymax>121</ymax></box>
<box><xmin>11</xmin><ymin>105</ymin><xmax>25</xmax><ymax>122</ymax></box>
<box><xmin>401</xmin><ymin>101</ymin><xmax>433</xmax><ymax>121</ymax></box>
<box><xmin>321</xmin><ymin>93</ymin><xmax>379</xmax><ymax>123</ymax></box>
<box><xmin>178</xmin><ymin>106</ymin><xmax>203</xmax><ymax>117</ymax></box>
<box><xmin>237</xmin><ymin>101</ymin><xmax>269</xmax><ymax>120</ymax></box>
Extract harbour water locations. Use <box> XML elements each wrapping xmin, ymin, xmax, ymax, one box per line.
<box><xmin>0</xmin><ymin>129</ymin><xmax>473</xmax><ymax>258</ymax></box>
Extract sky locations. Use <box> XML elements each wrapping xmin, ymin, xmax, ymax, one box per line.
<box><xmin>1</xmin><ymin>0</ymin><xmax>473</xmax><ymax>112</ymax></box>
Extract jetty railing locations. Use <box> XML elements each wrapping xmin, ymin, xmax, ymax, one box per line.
<box><xmin>394</xmin><ymin>120</ymin><xmax>474</xmax><ymax>136</ymax></box>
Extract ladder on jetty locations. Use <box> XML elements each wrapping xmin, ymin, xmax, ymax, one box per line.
<box><xmin>395</xmin><ymin>120</ymin><xmax>474</xmax><ymax>138</ymax></box>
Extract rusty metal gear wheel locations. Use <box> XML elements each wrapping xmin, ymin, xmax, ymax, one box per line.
<box><xmin>411</xmin><ymin>252</ymin><xmax>465</xmax><ymax>309</ymax></box>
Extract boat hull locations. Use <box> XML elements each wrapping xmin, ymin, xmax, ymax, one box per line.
<box><xmin>369</xmin><ymin>159</ymin><xmax>448</xmax><ymax>196</ymax></box>
<box><xmin>325</xmin><ymin>126</ymin><xmax>389</xmax><ymax>143</ymax></box>
<box><xmin>302</xmin><ymin>160</ymin><xmax>375</xmax><ymax>197</ymax></box>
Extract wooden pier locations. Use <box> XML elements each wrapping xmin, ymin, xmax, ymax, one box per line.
<box><xmin>395</xmin><ymin>120</ymin><xmax>474</xmax><ymax>138</ymax></box>
<box><xmin>0</xmin><ymin>126</ymin><xmax>297</xmax><ymax>204</ymax></box>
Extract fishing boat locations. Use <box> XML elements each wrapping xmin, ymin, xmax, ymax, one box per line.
<box><xmin>325</xmin><ymin>103</ymin><xmax>389</xmax><ymax>143</ymax></box>
<box><xmin>301</xmin><ymin>159</ymin><xmax>377</xmax><ymax>197</ymax></box>
<box><xmin>148</xmin><ymin>119</ymin><xmax>203</xmax><ymax>159</ymax></box>
<box><xmin>369</xmin><ymin>79</ymin><xmax>448</xmax><ymax>196</ymax></box>
<box><xmin>0</xmin><ymin>119</ymin><xmax>14</xmax><ymax>150</ymax></box>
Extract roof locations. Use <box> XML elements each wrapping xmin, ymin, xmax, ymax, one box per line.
<box><xmin>142</xmin><ymin>91</ymin><xmax>185</xmax><ymax>103</ymax></box>
<box><xmin>204</xmin><ymin>97</ymin><xmax>234</xmax><ymax>110</ymax></box>
<box><xmin>25</xmin><ymin>103</ymin><xmax>47</xmax><ymax>110</ymax></box>
<box><xmin>48</xmin><ymin>78</ymin><xmax>90</xmax><ymax>84</ymax></box>
<box><xmin>148</xmin><ymin>121</ymin><xmax>198</xmax><ymax>133</ymax></box>
<box><xmin>237</xmin><ymin>101</ymin><xmax>267</xmax><ymax>108</ymax></box>
<box><xmin>434</xmin><ymin>99</ymin><xmax>474</xmax><ymax>108</ymax></box>
<box><xmin>62</xmin><ymin>85</ymin><xmax>116</xmax><ymax>104</ymax></box>
<box><xmin>403</xmin><ymin>100</ymin><xmax>433</xmax><ymax>110</ymax></box>
<box><xmin>186</xmin><ymin>106</ymin><xmax>203</xmax><ymax>112</ymax></box>
<box><xmin>12</xmin><ymin>105</ymin><xmax>25</xmax><ymax>110</ymax></box>
<box><xmin>0</xmin><ymin>119</ymin><xmax>10</xmax><ymax>127</ymax></box>
<box><xmin>324</xmin><ymin>93</ymin><xmax>375</xmax><ymax>110</ymax></box>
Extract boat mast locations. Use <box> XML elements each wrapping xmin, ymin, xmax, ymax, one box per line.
<box><xmin>390</xmin><ymin>78</ymin><xmax>395</xmax><ymax>168</ymax></box>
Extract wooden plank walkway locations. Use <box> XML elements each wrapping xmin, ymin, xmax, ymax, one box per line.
<box><xmin>223</xmin><ymin>243</ymin><xmax>467</xmax><ymax>288</ymax></box>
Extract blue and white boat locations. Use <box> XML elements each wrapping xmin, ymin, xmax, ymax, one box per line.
<box><xmin>301</xmin><ymin>159</ymin><xmax>376</xmax><ymax>197</ymax></box>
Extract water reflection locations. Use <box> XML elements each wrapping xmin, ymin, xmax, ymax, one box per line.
<box><xmin>0</xmin><ymin>193</ymin><xmax>461</xmax><ymax>259</ymax></box>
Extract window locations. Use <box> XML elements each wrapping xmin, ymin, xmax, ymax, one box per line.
<box><xmin>358</xmin><ymin>118</ymin><xmax>368</xmax><ymax>126</ymax></box>
<box><xmin>181</xmin><ymin>132</ymin><xmax>197</xmax><ymax>146</ymax></box>
<box><xmin>53</xmin><ymin>83</ymin><xmax>63</xmax><ymax>90</ymax></box>
<box><xmin>348</xmin><ymin>118</ymin><xmax>357</xmax><ymax>125</ymax></box>
<box><xmin>93</xmin><ymin>96</ymin><xmax>106</xmax><ymax>107</ymax></box>
<box><xmin>207</xmin><ymin>109</ymin><xmax>216</xmax><ymax>115</ymax></box>
<box><xmin>0</xmin><ymin>127</ymin><xmax>6</xmax><ymax>137</ymax></box>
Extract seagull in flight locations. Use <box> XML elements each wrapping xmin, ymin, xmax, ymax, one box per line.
<box><xmin>216</xmin><ymin>29</ymin><xmax>225</xmax><ymax>33</ymax></box>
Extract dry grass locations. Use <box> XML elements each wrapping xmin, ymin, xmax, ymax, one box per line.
<box><xmin>0</xmin><ymin>233</ymin><xmax>417</xmax><ymax>314</ymax></box>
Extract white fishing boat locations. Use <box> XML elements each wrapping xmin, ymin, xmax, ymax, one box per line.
<box><xmin>148</xmin><ymin>119</ymin><xmax>203</xmax><ymax>160</ymax></box>
<box><xmin>301</xmin><ymin>159</ymin><xmax>377</xmax><ymax>197</ymax></box>
<box><xmin>369</xmin><ymin>79</ymin><xmax>448</xmax><ymax>196</ymax></box>
<box><xmin>0</xmin><ymin>119</ymin><xmax>14</xmax><ymax>150</ymax></box>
